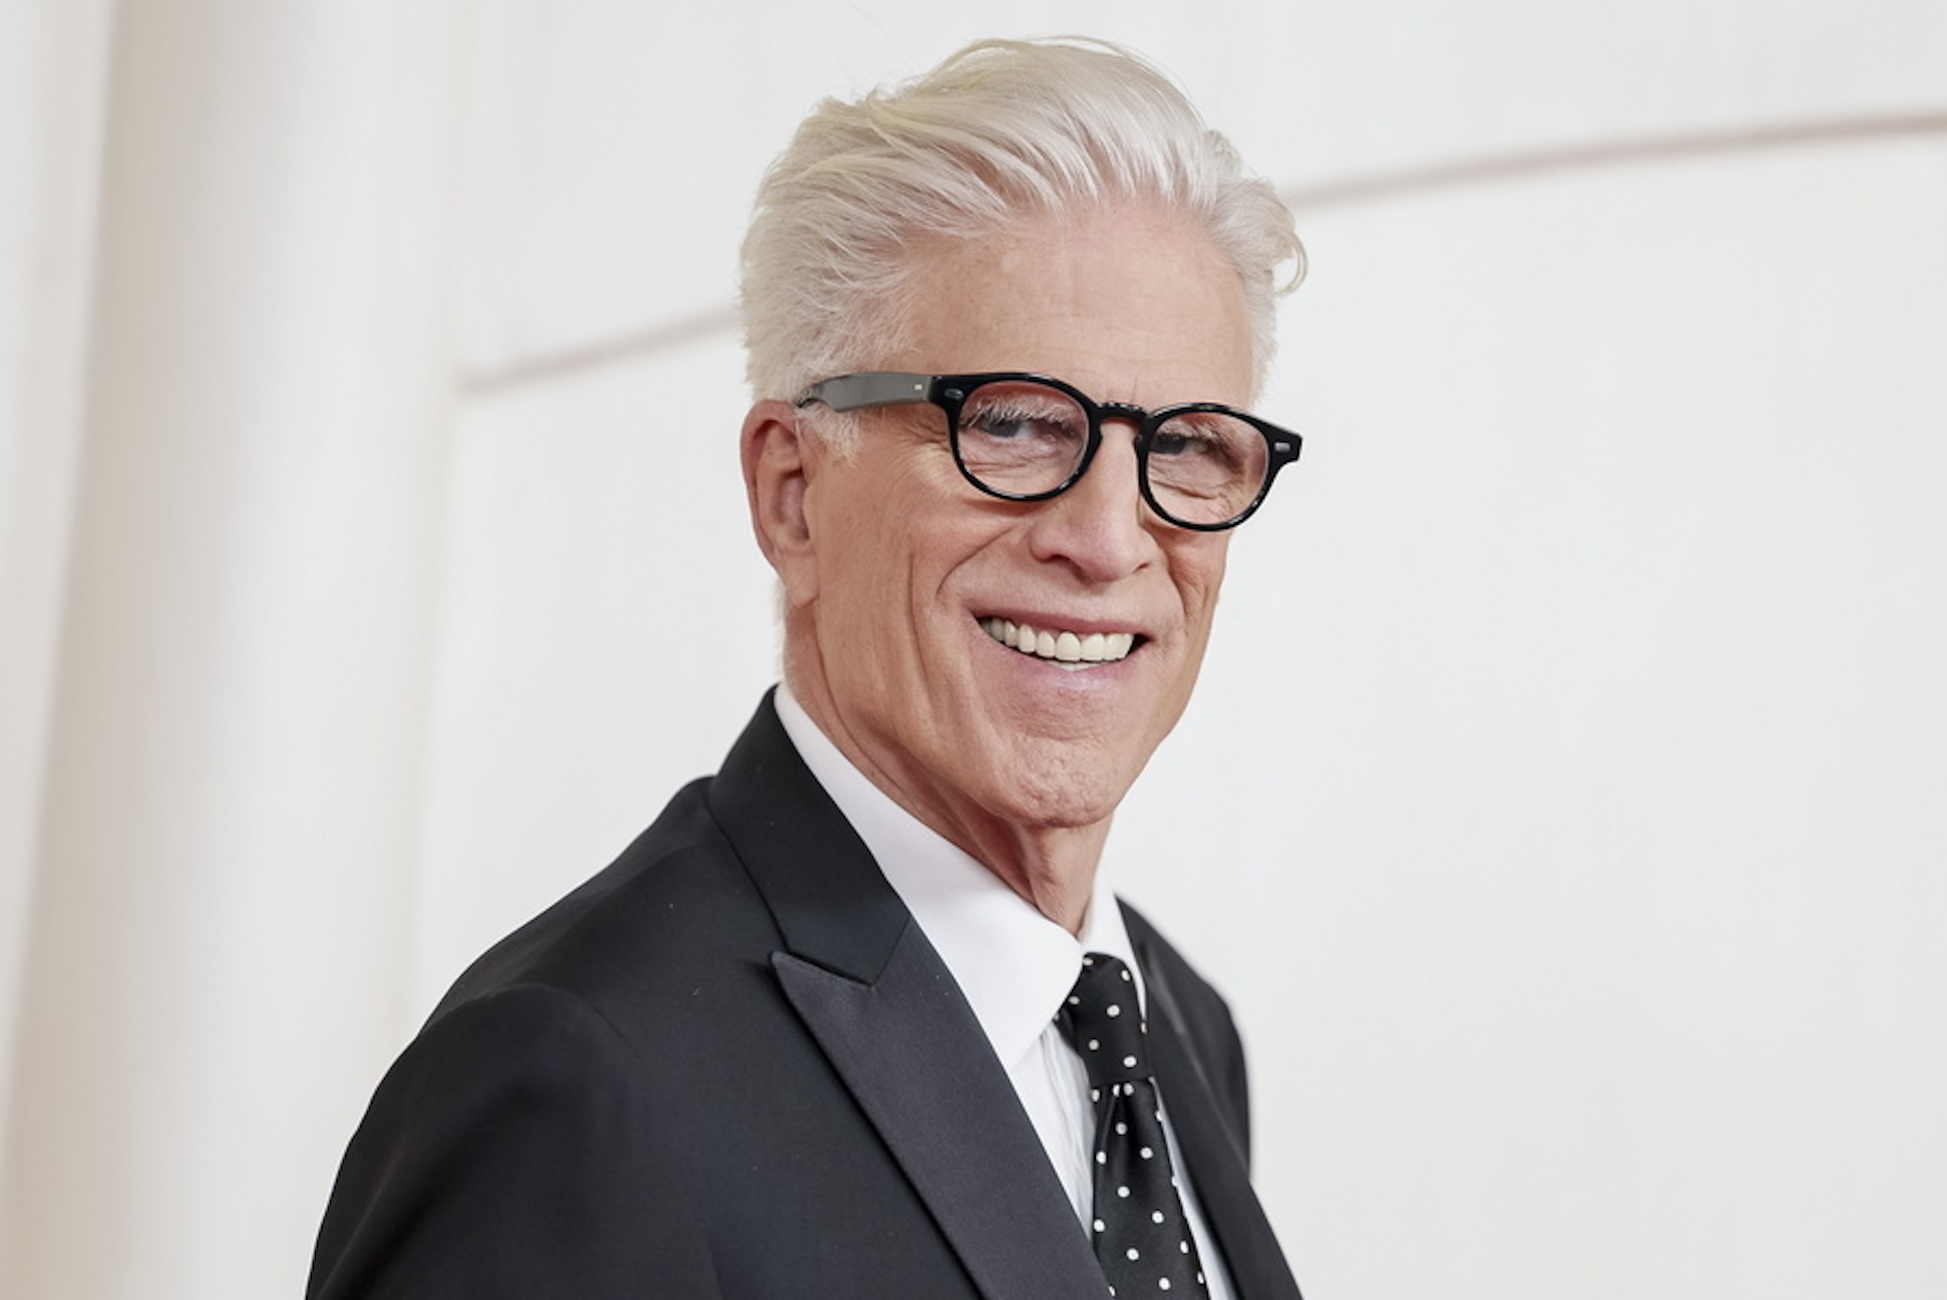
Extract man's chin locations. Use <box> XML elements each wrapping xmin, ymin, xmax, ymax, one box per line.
<box><xmin>980</xmin><ymin>762</ymin><xmax>1136</xmax><ymax>836</ymax></box>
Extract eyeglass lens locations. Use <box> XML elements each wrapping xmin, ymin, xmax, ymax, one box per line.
<box><xmin>951</xmin><ymin>378</ymin><xmax>1270</xmax><ymax>527</ymax></box>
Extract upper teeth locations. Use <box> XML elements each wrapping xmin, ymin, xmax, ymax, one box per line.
<box><xmin>981</xmin><ymin>618</ymin><xmax>1136</xmax><ymax>665</ymax></box>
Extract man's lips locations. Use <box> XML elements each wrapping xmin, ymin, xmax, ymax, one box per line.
<box><xmin>980</xmin><ymin>616</ymin><xmax>1138</xmax><ymax>665</ymax></box>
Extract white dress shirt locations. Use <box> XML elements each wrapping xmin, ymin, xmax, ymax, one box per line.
<box><xmin>775</xmin><ymin>684</ymin><xmax>1236</xmax><ymax>1299</ymax></box>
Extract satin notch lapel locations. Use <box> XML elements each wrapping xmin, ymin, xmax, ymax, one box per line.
<box><xmin>773</xmin><ymin>926</ymin><xmax>1109</xmax><ymax>1300</ymax></box>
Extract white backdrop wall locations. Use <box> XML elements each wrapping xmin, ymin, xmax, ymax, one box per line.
<box><xmin>2</xmin><ymin>3</ymin><xmax>1943</xmax><ymax>1298</ymax></box>
<box><xmin>0</xmin><ymin>0</ymin><xmax>113</xmax><ymax>1205</ymax></box>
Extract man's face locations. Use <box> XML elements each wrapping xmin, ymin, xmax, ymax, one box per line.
<box><xmin>782</xmin><ymin>205</ymin><xmax>1256</xmax><ymax>854</ymax></box>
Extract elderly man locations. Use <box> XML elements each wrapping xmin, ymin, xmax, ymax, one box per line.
<box><xmin>309</xmin><ymin>37</ymin><xmax>1305</xmax><ymax>1300</ymax></box>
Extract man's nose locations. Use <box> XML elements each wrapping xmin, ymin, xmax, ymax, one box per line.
<box><xmin>1023</xmin><ymin>422</ymin><xmax>1159</xmax><ymax>581</ymax></box>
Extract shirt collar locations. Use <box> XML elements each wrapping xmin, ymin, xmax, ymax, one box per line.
<box><xmin>773</xmin><ymin>682</ymin><xmax>1143</xmax><ymax>1070</ymax></box>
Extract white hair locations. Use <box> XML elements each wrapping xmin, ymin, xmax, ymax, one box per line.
<box><xmin>739</xmin><ymin>37</ymin><xmax>1305</xmax><ymax>437</ymax></box>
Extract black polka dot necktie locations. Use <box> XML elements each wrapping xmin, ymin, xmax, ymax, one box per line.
<box><xmin>1058</xmin><ymin>953</ymin><xmax>1210</xmax><ymax>1298</ymax></box>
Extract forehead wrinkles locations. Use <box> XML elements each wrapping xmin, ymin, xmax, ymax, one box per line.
<box><xmin>896</xmin><ymin>211</ymin><xmax>1253</xmax><ymax>406</ymax></box>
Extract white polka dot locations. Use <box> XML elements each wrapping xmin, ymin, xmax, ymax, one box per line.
<box><xmin>1115</xmin><ymin>1122</ymin><xmax>1127</xmax><ymax>1135</ymax></box>
<box><xmin>1096</xmin><ymin>1151</ymin><xmax>1106</xmax><ymax>1165</ymax></box>
<box><xmin>1107</xmin><ymin>1004</ymin><xmax>1122</xmax><ymax>1017</ymax></box>
<box><xmin>1126</xmin><ymin>1247</ymin><xmax>1140</xmax><ymax>1261</ymax></box>
<box><xmin>1140</xmin><ymin>1146</ymin><xmax>1153</xmax><ymax>1160</ymax></box>
<box><xmin>1159</xmin><ymin>1281</ymin><xmax>1171</xmax><ymax>1293</ymax></box>
<box><xmin>1117</xmin><ymin>1186</ymin><xmax>1131</xmax><ymax>1198</ymax></box>
<box><xmin>1089</xmin><ymin>1039</ymin><xmax>1101</xmax><ymax>1051</ymax></box>
<box><xmin>1121</xmin><ymin>968</ymin><xmax>1132</xmax><ymax>981</ymax></box>
<box><xmin>1123</xmin><ymin>1055</ymin><xmax>1138</xmax><ymax>1068</ymax></box>
<box><xmin>1152</xmin><ymin>1210</ymin><xmax>1165</xmax><ymax>1224</ymax></box>
<box><xmin>1093</xmin><ymin>1218</ymin><xmax>1106</xmax><ymax>1233</ymax></box>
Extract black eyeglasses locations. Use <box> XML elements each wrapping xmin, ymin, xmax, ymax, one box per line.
<box><xmin>796</xmin><ymin>371</ymin><xmax>1302</xmax><ymax>532</ymax></box>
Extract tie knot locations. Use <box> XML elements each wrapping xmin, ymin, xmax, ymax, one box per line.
<box><xmin>1057</xmin><ymin>953</ymin><xmax>1149</xmax><ymax>1086</ymax></box>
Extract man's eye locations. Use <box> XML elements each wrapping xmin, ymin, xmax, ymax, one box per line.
<box><xmin>965</xmin><ymin>404</ymin><xmax>1083</xmax><ymax>444</ymax></box>
<box><xmin>1150</xmin><ymin>427</ymin><xmax>1217</xmax><ymax>459</ymax></box>
<box><xmin>1153</xmin><ymin>414</ymin><xmax>1260</xmax><ymax>468</ymax></box>
<box><xmin>972</xmin><ymin>413</ymin><xmax>1045</xmax><ymax>439</ymax></box>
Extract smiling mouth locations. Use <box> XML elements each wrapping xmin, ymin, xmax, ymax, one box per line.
<box><xmin>980</xmin><ymin>617</ymin><xmax>1138</xmax><ymax>668</ymax></box>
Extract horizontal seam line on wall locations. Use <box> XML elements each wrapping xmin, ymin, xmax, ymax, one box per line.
<box><xmin>1283</xmin><ymin>110</ymin><xmax>1947</xmax><ymax>211</ymax></box>
<box><xmin>462</xmin><ymin>306</ymin><xmax>741</xmax><ymax>397</ymax></box>
<box><xmin>463</xmin><ymin>110</ymin><xmax>1947</xmax><ymax>398</ymax></box>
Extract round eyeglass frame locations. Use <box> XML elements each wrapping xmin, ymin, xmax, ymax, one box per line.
<box><xmin>795</xmin><ymin>371</ymin><xmax>1303</xmax><ymax>532</ymax></box>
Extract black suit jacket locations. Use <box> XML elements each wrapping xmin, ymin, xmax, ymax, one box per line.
<box><xmin>308</xmin><ymin>694</ymin><xmax>1301</xmax><ymax>1298</ymax></box>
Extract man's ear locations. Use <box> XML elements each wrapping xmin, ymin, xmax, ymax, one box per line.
<box><xmin>740</xmin><ymin>399</ymin><xmax>820</xmax><ymax>607</ymax></box>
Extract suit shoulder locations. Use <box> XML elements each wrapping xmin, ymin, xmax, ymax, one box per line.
<box><xmin>429</xmin><ymin>775</ymin><xmax>780</xmax><ymax>1030</ymax></box>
